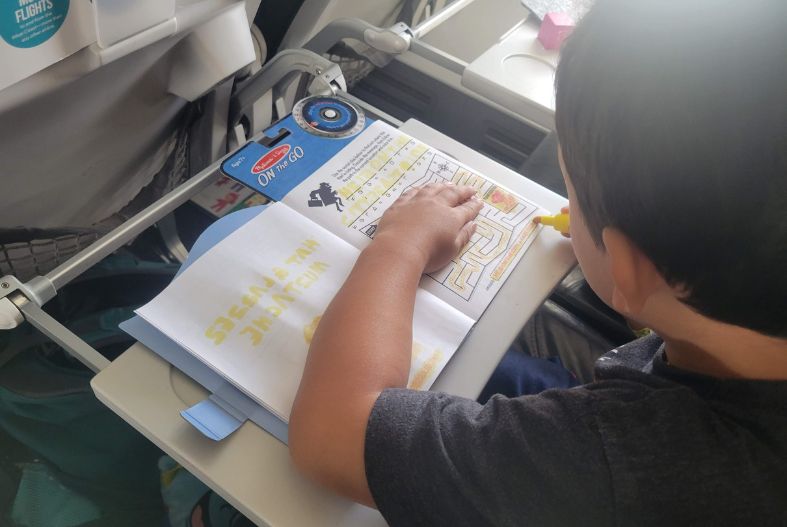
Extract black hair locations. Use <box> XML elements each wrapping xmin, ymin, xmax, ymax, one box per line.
<box><xmin>555</xmin><ymin>0</ymin><xmax>787</xmax><ymax>337</ymax></box>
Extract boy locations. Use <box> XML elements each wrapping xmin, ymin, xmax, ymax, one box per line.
<box><xmin>289</xmin><ymin>0</ymin><xmax>787</xmax><ymax>524</ymax></box>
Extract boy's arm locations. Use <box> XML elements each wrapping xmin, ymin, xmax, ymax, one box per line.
<box><xmin>289</xmin><ymin>183</ymin><xmax>482</xmax><ymax>506</ymax></box>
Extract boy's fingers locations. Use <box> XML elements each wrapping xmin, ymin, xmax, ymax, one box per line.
<box><xmin>438</xmin><ymin>185</ymin><xmax>477</xmax><ymax>206</ymax></box>
<box><xmin>419</xmin><ymin>182</ymin><xmax>444</xmax><ymax>196</ymax></box>
<box><xmin>398</xmin><ymin>188</ymin><xmax>418</xmax><ymax>201</ymax></box>
<box><xmin>455</xmin><ymin>221</ymin><xmax>477</xmax><ymax>250</ymax></box>
<box><xmin>456</xmin><ymin>197</ymin><xmax>483</xmax><ymax>223</ymax></box>
<box><xmin>561</xmin><ymin>206</ymin><xmax>569</xmax><ymax>214</ymax></box>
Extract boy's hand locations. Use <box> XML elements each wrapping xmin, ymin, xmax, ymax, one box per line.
<box><xmin>373</xmin><ymin>183</ymin><xmax>483</xmax><ymax>273</ymax></box>
<box><xmin>290</xmin><ymin>183</ymin><xmax>480</xmax><ymax>502</ymax></box>
<box><xmin>291</xmin><ymin>182</ymin><xmax>481</xmax><ymax>504</ymax></box>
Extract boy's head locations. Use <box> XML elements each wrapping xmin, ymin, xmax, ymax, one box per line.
<box><xmin>554</xmin><ymin>0</ymin><xmax>787</xmax><ymax>339</ymax></box>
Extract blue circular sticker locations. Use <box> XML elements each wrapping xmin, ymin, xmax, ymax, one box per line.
<box><xmin>0</xmin><ymin>0</ymin><xmax>69</xmax><ymax>49</ymax></box>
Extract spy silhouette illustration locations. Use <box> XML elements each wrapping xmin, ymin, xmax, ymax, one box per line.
<box><xmin>308</xmin><ymin>183</ymin><xmax>344</xmax><ymax>212</ymax></box>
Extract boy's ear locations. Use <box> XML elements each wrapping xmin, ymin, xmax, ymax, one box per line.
<box><xmin>602</xmin><ymin>228</ymin><xmax>662</xmax><ymax>316</ymax></box>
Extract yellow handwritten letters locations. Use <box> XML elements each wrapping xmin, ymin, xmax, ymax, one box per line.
<box><xmin>204</xmin><ymin>238</ymin><xmax>330</xmax><ymax>347</ymax></box>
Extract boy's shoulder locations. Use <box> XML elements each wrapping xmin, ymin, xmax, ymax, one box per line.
<box><xmin>586</xmin><ymin>336</ymin><xmax>787</xmax><ymax>523</ymax></box>
<box><xmin>365</xmin><ymin>336</ymin><xmax>787</xmax><ymax>526</ymax></box>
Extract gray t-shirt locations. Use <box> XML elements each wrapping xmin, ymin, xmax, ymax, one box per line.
<box><xmin>365</xmin><ymin>335</ymin><xmax>787</xmax><ymax>526</ymax></box>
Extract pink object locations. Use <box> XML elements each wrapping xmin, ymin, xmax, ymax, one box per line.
<box><xmin>537</xmin><ymin>12</ymin><xmax>575</xmax><ymax>50</ymax></box>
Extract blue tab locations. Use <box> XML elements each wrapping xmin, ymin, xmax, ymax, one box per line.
<box><xmin>181</xmin><ymin>399</ymin><xmax>244</xmax><ymax>441</ymax></box>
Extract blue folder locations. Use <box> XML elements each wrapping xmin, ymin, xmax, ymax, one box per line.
<box><xmin>120</xmin><ymin>205</ymin><xmax>289</xmax><ymax>443</ymax></box>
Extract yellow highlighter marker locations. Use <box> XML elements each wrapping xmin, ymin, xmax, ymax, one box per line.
<box><xmin>534</xmin><ymin>212</ymin><xmax>570</xmax><ymax>236</ymax></box>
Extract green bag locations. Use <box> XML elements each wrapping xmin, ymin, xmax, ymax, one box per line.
<box><xmin>0</xmin><ymin>253</ymin><xmax>179</xmax><ymax>527</ymax></box>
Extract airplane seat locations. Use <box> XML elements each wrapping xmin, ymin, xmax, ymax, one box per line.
<box><xmin>0</xmin><ymin>1</ymin><xmax>263</xmax><ymax>281</ymax></box>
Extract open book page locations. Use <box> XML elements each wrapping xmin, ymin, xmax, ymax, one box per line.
<box><xmin>282</xmin><ymin>121</ymin><xmax>546</xmax><ymax>320</ymax></box>
<box><xmin>135</xmin><ymin>203</ymin><xmax>473</xmax><ymax>421</ymax></box>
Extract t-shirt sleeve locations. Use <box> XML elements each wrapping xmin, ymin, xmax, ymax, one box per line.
<box><xmin>364</xmin><ymin>388</ymin><xmax>615</xmax><ymax>527</ymax></box>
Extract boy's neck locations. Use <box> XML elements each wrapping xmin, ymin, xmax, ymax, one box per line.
<box><xmin>661</xmin><ymin>324</ymin><xmax>787</xmax><ymax>381</ymax></box>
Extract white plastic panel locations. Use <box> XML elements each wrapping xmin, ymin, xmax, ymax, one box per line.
<box><xmin>168</xmin><ymin>3</ymin><xmax>256</xmax><ymax>101</ymax></box>
<box><xmin>92</xmin><ymin>0</ymin><xmax>176</xmax><ymax>48</ymax></box>
<box><xmin>462</xmin><ymin>18</ymin><xmax>559</xmax><ymax>129</ymax></box>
